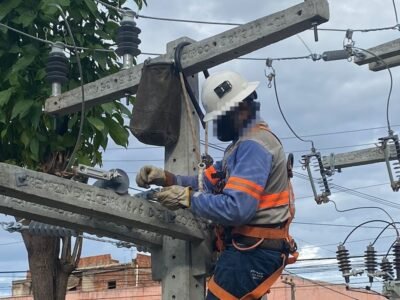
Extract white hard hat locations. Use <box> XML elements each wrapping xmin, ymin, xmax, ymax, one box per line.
<box><xmin>201</xmin><ymin>71</ymin><xmax>259</xmax><ymax>122</ymax></box>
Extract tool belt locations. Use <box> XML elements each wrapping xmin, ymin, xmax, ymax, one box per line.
<box><xmin>232</xmin><ymin>235</ymin><xmax>291</xmax><ymax>252</ymax></box>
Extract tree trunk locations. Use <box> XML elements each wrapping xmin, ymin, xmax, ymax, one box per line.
<box><xmin>18</xmin><ymin>152</ymin><xmax>83</xmax><ymax>299</ymax></box>
<box><xmin>20</xmin><ymin>215</ymin><xmax>82</xmax><ymax>300</ymax></box>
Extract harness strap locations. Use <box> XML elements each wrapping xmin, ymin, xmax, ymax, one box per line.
<box><xmin>207</xmin><ymin>254</ymin><xmax>286</xmax><ymax>300</ymax></box>
<box><xmin>208</xmin><ymin>277</ymin><xmax>238</xmax><ymax>300</ymax></box>
<box><xmin>232</xmin><ymin>225</ymin><xmax>287</xmax><ymax>240</ymax></box>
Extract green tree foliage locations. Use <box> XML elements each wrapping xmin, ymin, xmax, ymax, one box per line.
<box><xmin>0</xmin><ymin>1</ymin><xmax>146</xmax><ymax>299</ymax></box>
<box><xmin>0</xmin><ymin>0</ymin><xmax>146</xmax><ymax>172</ymax></box>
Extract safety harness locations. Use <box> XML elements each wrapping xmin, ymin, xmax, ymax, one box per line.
<box><xmin>207</xmin><ymin>124</ymin><xmax>298</xmax><ymax>300</ymax></box>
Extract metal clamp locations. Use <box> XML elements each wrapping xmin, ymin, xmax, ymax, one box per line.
<box><xmin>74</xmin><ymin>164</ymin><xmax>121</xmax><ymax>181</ymax></box>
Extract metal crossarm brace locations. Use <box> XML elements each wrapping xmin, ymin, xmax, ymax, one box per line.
<box><xmin>0</xmin><ymin>162</ymin><xmax>210</xmax><ymax>242</ymax></box>
<box><xmin>354</xmin><ymin>38</ymin><xmax>400</xmax><ymax>66</ymax></box>
<box><xmin>0</xmin><ymin>195</ymin><xmax>162</xmax><ymax>249</ymax></box>
<box><xmin>44</xmin><ymin>0</ymin><xmax>329</xmax><ymax>115</ymax></box>
<box><xmin>321</xmin><ymin>144</ymin><xmax>399</xmax><ymax>169</ymax></box>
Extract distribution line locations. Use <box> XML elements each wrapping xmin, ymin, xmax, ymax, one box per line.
<box><xmin>294</xmin><ymin>171</ymin><xmax>400</xmax><ymax>210</ymax></box>
<box><xmin>137</xmin><ymin>13</ymin><xmax>399</xmax><ymax>33</ymax></box>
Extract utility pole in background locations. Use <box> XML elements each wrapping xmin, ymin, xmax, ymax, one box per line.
<box><xmin>282</xmin><ymin>276</ymin><xmax>296</xmax><ymax>300</ymax></box>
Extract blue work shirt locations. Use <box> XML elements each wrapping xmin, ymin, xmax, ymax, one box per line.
<box><xmin>176</xmin><ymin>139</ymin><xmax>273</xmax><ymax>226</ymax></box>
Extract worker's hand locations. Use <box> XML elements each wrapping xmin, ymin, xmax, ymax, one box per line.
<box><xmin>136</xmin><ymin>165</ymin><xmax>166</xmax><ymax>188</ymax></box>
<box><xmin>154</xmin><ymin>185</ymin><xmax>191</xmax><ymax>210</ymax></box>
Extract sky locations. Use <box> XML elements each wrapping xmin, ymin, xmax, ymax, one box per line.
<box><xmin>2</xmin><ymin>0</ymin><xmax>400</xmax><ymax>297</ymax></box>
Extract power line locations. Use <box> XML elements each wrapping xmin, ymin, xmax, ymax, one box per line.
<box><xmin>137</xmin><ymin>13</ymin><xmax>399</xmax><ymax>34</ymax></box>
<box><xmin>285</xmin><ymin>270</ymin><xmax>360</xmax><ymax>300</ymax></box>
<box><xmin>393</xmin><ymin>0</ymin><xmax>400</xmax><ymax>24</ymax></box>
<box><xmin>294</xmin><ymin>171</ymin><xmax>400</xmax><ymax>210</ymax></box>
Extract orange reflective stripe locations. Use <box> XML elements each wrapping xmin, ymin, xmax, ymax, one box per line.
<box><xmin>227</xmin><ymin>176</ymin><xmax>264</xmax><ymax>193</ymax></box>
<box><xmin>225</xmin><ymin>183</ymin><xmax>262</xmax><ymax>200</ymax></box>
<box><xmin>232</xmin><ymin>225</ymin><xmax>287</xmax><ymax>240</ymax></box>
<box><xmin>259</xmin><ymin>190</ymin><xmax>290</xmax><ymax>209</ymax></box>
<box><xmin>204</xmin><ymin>165</ymin><xmax>218</xmax><ymax>185</ymax></box>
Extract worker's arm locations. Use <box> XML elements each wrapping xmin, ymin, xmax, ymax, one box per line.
<box><xmin>190</xmin><ymin>140</ymin><xmax>272</xmax><ymax>226</ymax></box>
<box><xmin>175</xmin><ymin>160</ymin><xmax>223</xmax><ymax>192</ymax></box>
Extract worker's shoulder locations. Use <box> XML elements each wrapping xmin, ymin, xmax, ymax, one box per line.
<box><xmin>241</xmin><ymin>126</ymin><xmax>282</xmax><ymax>150</ymax></box>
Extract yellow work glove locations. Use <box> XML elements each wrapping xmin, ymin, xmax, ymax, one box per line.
<box><xmin>154</xmin><ymin>185</ymin><xmax>191</xmax><ymax>210</ymax></box>
<box><xmin>136</xmin><ymin>165</ymin><xmax>175</xmax><ymax>188</ymax></box>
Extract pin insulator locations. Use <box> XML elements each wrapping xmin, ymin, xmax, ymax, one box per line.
<box><xmin>116</xmin><ymin>9</ymin><xmax>141</xmax><ymax>57</ymax></box>
<box><xmin>364</xmin><ymin>244</ymin><xmax>377</xmax><ymax>283</ymax></box>
<box><xmin>28</xmin><ymin>221</ymin><xmax>77</xmax><ymax>237</ymax></box>
<box><xmin>380</xmin><ymin>257</ymin><xmax>394</xmax><ymax>281</ymax></box>
<box><xmin>392</xmin><ymin>240</ymin><xmax>400</xmax><ymax>279</ymax></box>
<box><xmin>45</xmin><ymin>42</ymin><xmax>68</xmax><ymax>84</ymax></box>
<box><xmin>337</xmin><ymin>244</ymin><xmax>352</xmax><ymax>283</ymax></box>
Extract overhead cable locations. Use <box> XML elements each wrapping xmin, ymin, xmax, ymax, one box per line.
<box><xmin>137</xmin><ymin>13</ymin><xmax>399</xmax><ymax>34</ymax></box>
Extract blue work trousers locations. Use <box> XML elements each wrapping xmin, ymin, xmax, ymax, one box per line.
<box><xmin>206</xmin><ymin>246</ymin><xmax>283</xmax><ymax>299</ymax></box>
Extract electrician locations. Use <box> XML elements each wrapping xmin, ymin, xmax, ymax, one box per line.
<box><xmin>136</xmin><ymin>71</ymin><xmax>297</xmax><ymax>300</ymax></box>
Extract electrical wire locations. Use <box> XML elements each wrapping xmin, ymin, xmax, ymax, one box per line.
<box><xmin>372</xmin><ymin>222</ymin><xmax>400</xmax><ymax>246</ymax></box>
<box><xmin>0</xmin><ymin>22</ymin><xmax>53</xmax><ymax>45</ymax></box>
<box><xmin>0</xmin><ymin>21</ymin><xmax>115</xmax><ymax>53</ymax></box>
<box><xmin>296</xmin><ymin>34</ymin><xmax>313</xmax><ymax>55</ymax></box>
<box><xmin>328</xmin><ymin>199</ymin><xmax>396</xmax><ymax>228</ymax></box>
<box><xmin>295</xmin><ymin>182</ymin><xmax>390</xmax><ymax>200</ymax></box>
<box><xmin>342</xmin><ymin>220</ymin><xmax>397</xmax><ymax>245</ymax></box>
<box><xmin>386</xmin><ymin>238</ymin><xmax>399</xmax><ymax>257</ymax></box>
<box><xmin>136</xmin><ymin>13</ymin><xmax>399</xmax><ymax>35</ymax></box>
<box><xmin>294</xmin><ymin>171</ymin><xmax>400</xmax><ymax>210</ymax></box>
<box><xmin>272</xmin><ymin>67</ymin><xmax>315</xmax><ymax>149</ymax></box>
<box><xmin>285</xmin><ymin>270</ymin><xmax>360</xmax><ymax>300</ymax></box>
<box><xmin>393</xmin><ymin>0</ymin><xmax>400</xmax><ymax>24</ymax></box>
<box><xmin>352</xmin><ymin>46</ymin><xmax>393</xmax><ymax>134</ymax></box>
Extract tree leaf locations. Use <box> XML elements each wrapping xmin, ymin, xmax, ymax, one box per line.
<box><xmin>20</xmin><ymin>131</ymin><xmax>30</xmax><ymax>147</ymax></box>
<box><xmin>104</xmin><ymin>118</ymin><xmax>129</xmax><ymax>146</ymax></box>
<box><xmin>11</xmin><ymin>55</ymin><xmax>35</xmax><ymax>74</ymax></box>
<box><xmin>30</xmin><ymin>139</ymin><xmax>39</xmax><ymax>159</ymax></box>
<box><xmin>11</xmin><ymin>100</ymin><xmax>34</xmax><ymax>119</ymax></box>
<box><xmin>0</xmin><ymin>88</ymin><xmax>13</xmax><ymax>107</ymax></box>
<box><xmin>100</xmin><ymin>102</ymin><xmax>115</xmax><ymax>115</ymax></box>
<box><xmin>84</xmin><ymin>0</ymin><xmax>101</xmax><ymax>19</ymax></box>
<box><xmin>0</xmin><ymin>0</ymin><xmax>23</xmax><ymax>21</ymax></box>
<box><xmin>87</xmin><ymin>116</ymin><xmax>105</xmax><ymax>132</ymax></box>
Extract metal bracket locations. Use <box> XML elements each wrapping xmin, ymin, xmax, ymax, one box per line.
<box><xmin>74</xmin><ymin>164</ymin><xmax>121</xmax><ymax>181</ymax></box>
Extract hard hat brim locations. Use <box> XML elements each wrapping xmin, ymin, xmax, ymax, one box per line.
<box><xmin>203</xmin><ymin>81</ymin><xmax>260</xmax><ymax>122</ymax></box>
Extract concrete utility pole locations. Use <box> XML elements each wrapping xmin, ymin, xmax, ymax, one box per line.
<box><xmin>0</xmin><ymin>195</ymin><xmax>162</xmax><ymax>249</ymax></box>
<box><xmin>0</xmin><ymin>1</ymin><xmax>332</xmax><ymax>299</ymax></box>
<box><xmin>282</xmin><ymin>277</ymin><xmax>296</xmax><ymax>300</ymax></box>
<box><xmin>44</xmin><ymin>0</ymin><xmax>330</xmax><ymax>115</ymax></box>
<box><xmin>322</xmin><ymin>144</ymin><xmax>398</xmax><ymax>170</ymax></box>
<box><xmin>353</xmin><ymin>38</ymin><xmax>400</xmax><ymax>71</ymax></box>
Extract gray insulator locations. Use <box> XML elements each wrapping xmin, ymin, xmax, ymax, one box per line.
<box><xmin>337</xmin><ymin>244</ymin><xmax>352</xmax><ymax>283</ymax></box>
<box><xmin>380</xmin><ymin>257</ymin><xmax>394</xmax><ymax>281</ymax></box>
<box><xmin>322</xmin><ymin>50</ymin><xmax>351</xmax><ymax>61</ymax></box>
<box><xmin>393</xmin><ymin>240</ymin><xmax>400</xmax><ymax>279</ymax></box>
<box><xmin>28</xmin><ymin>221</ymin><xmax>77</xmax><ymax>237</ymax></box>
<box><xmin>364</xmin><ymin>244</ymin><xmax>377</xmax><ymax>283</ymax></box>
